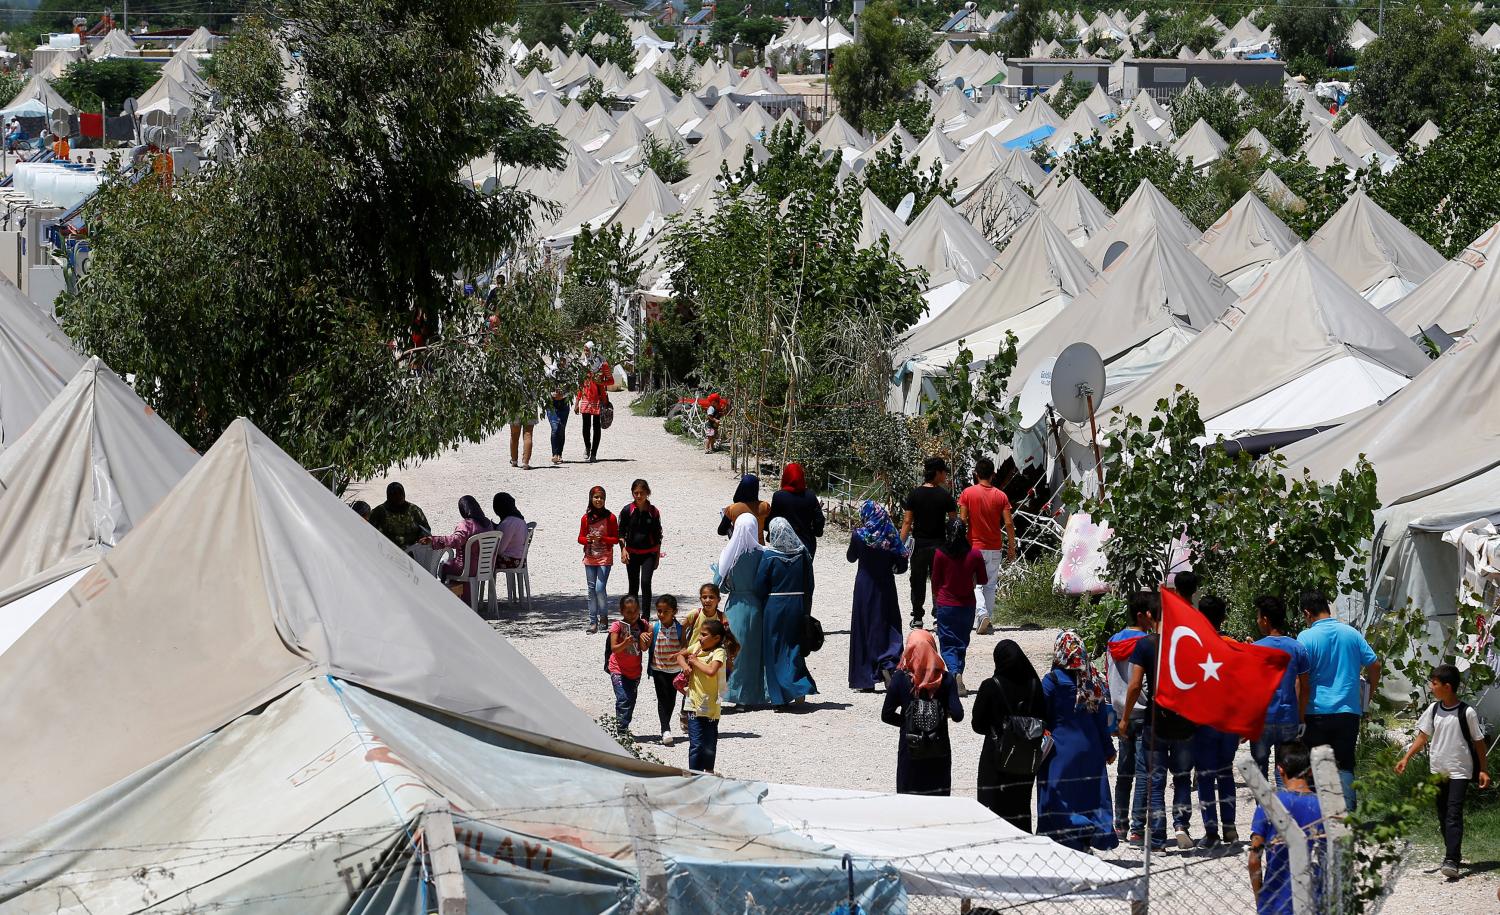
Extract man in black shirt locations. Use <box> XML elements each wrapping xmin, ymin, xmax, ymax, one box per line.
<box><xmin>899</xmin><ymin>456</ymin><xmax>958</xmax><ymax>629</ymax></box>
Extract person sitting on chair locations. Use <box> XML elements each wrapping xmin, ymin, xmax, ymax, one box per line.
<box><xmin>493</xmin><ymin>492</ymin><xmax>528</xmax><ymax>568</ymax></box>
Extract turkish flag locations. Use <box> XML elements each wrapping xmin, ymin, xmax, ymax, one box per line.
<box><xmin>1156</xmin><ymin>588</ymin><xmax>1291</xmax><ymax>741</ymax></box>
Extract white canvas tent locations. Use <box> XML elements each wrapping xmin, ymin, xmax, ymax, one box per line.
<box><xmin>1079</xmin><ymin>179</ymin><xmax>1202</xmax><ymax>268</ymax></box>
<box><xmin>1306</xmin><ymin>190</ymin><xmax>1445</xmax><ymax>306</ymax></box>
<box><xmin>1170</xmin><ymin>118</ymin><xmax>1230</xmax><ymax>168</ymax></box>
<box><xmin>1102</xmin><ymin>244</ymin><xmax>1429</xmax><ymax>438</ymax></box>
<box><xmin>1040</xmin><ymin>176</ymin><xmax>1114</xmax><ymax>248</ymax></box>
<box><xmin>1</xmin><ymin>73</ymin><xmax>75</xmax><ymax>117</ymax></box>
<box><xmin>604</xmin><ymin>167</ymin><xmax>682</xmax><ymax>241</ymax></box>
<box><xmin>894</xmin><ymin>196</ymin><xmax>999</xmax><ymax>322</ymax></box>
<box><xmin>0</xmin><ymin>280</ymin><xmax>85</xmax><ymax>453</ymax></box>
<box><xmin>1191</xmin><ymin>191</ymin><xmax>1299</xmax><ymax>293</ymax></box>
<box><xmin>88</xmin><ymin>28</ymin><xmax>137</xmax><ymax>60</ymax></box>
<box><xmin>1384</xmin><ymin>220</ymin><xmax>1500</xmax><ymax>337</ymax></box>
<box><xmin>857</xmin><ymin>187</ymin><xmax>908</xmax><ymax>249</ymax></box>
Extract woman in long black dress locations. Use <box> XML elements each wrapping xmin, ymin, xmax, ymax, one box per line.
<box><xmin>971</xmin><ymin>640</ymin><xmax>1047</xmax><ymax>831</ymax></box>
<box><xmin>848</xmin><ymin>500</ymin><xmax>908</xmax><ymax>691</ymax></box>
<box><xmin>768</xmin><ymin>462</ymin><xmax>824</xmax><ymax>618</ymax></box>
<box><xmin>881</xmin><ymin>630</ymin><xmax>964</xmax><ymax>795</ymax></box>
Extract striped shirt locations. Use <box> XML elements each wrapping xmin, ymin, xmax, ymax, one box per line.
<box><xmin>650</xmin><ymin>620</ymin><xmax>684</xmax><ymax>673</ymax></box>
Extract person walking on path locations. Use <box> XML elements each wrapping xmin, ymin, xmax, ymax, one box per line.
<box><xmin>1106</xmin><ymin>591</ymin><xmax>1154</xmax><ymax>844</ymax></box>
<box><xmin>972</xmin><ymin>639</ymin><xmax>1046</xmax><ymax>831</ymax></box>
<box><xmin>680</xmin><ymin>619</ymin><xmax>735</xmax><ymax>773</ymax></box>
<box><xmin>606</xmin><ymin>595</ymin><xmax>648</xmax><ymax>733</ymax></box>
<box><xmin>619</xmin><ymin>479</ymin><xmax>665</xmax><ymax>612</ymax></box>
<box><xmin>754</xmin><ymin>518</ymin><xmax>818</xmax><ymax>707</ymax></box>
<box><xmin>847</xmin><ymin>501</ymin><xmax>909</xmax><ymax>691</ymax></box>
<box><xmin>1396</xmin><ymin>663</ymin><xmax>1491</xmax><ymax>879</ymax></box>
<box><xmin>930</xmin><ymin>519</ymin><xmax>987</xmax><ymax>695</ymax></box>
<box><xmin>369</xmin><ymin>482</ymin><xmax>431</xmax><ymax>548</ymax></box>
<box><xmin>646</xmin><ymin>595</ymin><xmax>686</xmax><ymax>746</ymax></box>
<box><xmin>1298</xmin><ymin>591</ymin><xmax>1381</xmax><ymax>810</ymax></box>
<box><xmin>685</xmin><ymin>583</ymin><xmax>724</xmax><ymax>648</ymax></box>
<box><xmin>900</xmin><ymin>457</ymin><xmax>958</xmax><ymax>630</ymax></box>
<box><xmin>1251</xmin><ymin>595</ymin><xmax>1310</xmax><ymax>784</ymax></box>
<box><xmin>575</xmin><ymin>344</ymin><xmax>611</xmax><ymax>463</ymax></box>
<box><xmin>547</xmin><ymin>382</ymin><xmax>570</xmax><ymax>465</ymax></box>
<box><xmin>1038</xmin><ymin>630</ymin><xmax>1119</xmax><ymax>852</ymax></box>
<box><xmin>881</xmin><ymin>630</ymin><xmax>965</xmax><ymax>795</ymax></box>
<box><xmin>958</xmin><ymin>457</ymin><xmax>1016</xmax><ymax>634</ymax></box>
<box><xmin>768</xmin><ymin>462</ymin><xmax>824</xmax><ymax>616</ymax></box>
<box><xmin>579</xmin><ymin>485</ymin><xmax>619</xmax><ymax>634</ymax></box>
<box><xmin>718</xmin><ymin>474</ymin><xmax>771</xmax><ymax>541</ymax></box>
<box><xmin>509</xmin><ymin>408</ymin><xmax>537</xmax><ymax>470</ymax></box>
<box><xmin>1118</xmin><ymin>593</ymin><xmax>1199</xmax><ymax>851</ymax></box>
<box><xmin>719</xmin><ymin>514</ymin><xmax>767</xmax><ymax>707</ymax></box>
<box><xmin>1191</xmin><ymin>594</ymin><xmax>1239</xmax><ymax>847</ymax></box>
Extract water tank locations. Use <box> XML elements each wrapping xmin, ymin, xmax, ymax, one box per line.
<box><xmin>48</xmin><ymin>33</ymin><xmax>82</xmax><ymax>49</ymax></box>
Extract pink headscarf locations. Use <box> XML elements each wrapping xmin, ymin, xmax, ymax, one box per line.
<box><xmin>898</xmin><ymin>630</ymin><xmax>946</xmax><ymax>697</ymax></box>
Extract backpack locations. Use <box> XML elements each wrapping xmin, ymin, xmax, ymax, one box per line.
<box><xmin>904</xmin><ymin>690</ymin><xmax>949</xmax><ymax>760</ymax></box>
<box><xmin>1427</xmin><ymin>700</ymin><xmax>1483</xmax><ymax>776</ymax></box>
<box><xmin>619</xmin><ymin>504</ymin><xmax>660</xmax><ymax>553</ymax></box>
<box><xmin>988</xmin><ymin>678</ymin><xmax>1048</xmax><ymax>776</ymax></box>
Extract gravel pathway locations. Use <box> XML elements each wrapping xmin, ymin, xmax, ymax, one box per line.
<box><xmin>348</xmin><ymin>393</ymin><xmax>1496</xmax><ymax>914</ymax></box>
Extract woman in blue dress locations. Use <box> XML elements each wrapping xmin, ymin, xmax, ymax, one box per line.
<box><xmin>847</xmin><ymin>500</ymin><xmax>909</xmax><ymax>691</ymax></box>
<box><xmin>1037</xmin><ymin>629</ymin><xmax>1119</xmax><ymax>851</ymax></box>
<box><xmin>754</xmin><ymin>518</ymin><xmax>817</xmax><ymax>706</ymax></box>
<box><xmin>719</xmin><ymin>513</ymin><xmax>767</xmax><ymax>707</ymax></box>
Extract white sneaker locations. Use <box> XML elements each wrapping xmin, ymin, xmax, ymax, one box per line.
<box><xmin>662</xmin><ymin>730</ymin><xmax>675</xmax><ymax>746</ymax></box>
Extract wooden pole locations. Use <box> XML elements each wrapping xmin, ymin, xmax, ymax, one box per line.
<box><xmin>421</xmin><ymin>799</ymin><xmax>467</xmax><ymax>915</ymax></box>
<box><xmin>1085</xmin><ymin>391</ymin><xmax>1105</xmax><ymax>496</ymax></box>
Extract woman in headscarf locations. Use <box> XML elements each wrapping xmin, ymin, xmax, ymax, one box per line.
<box><xmin>972</xmin><ymin>640</ymin><xmax>1047</xmax><ymax>830</ymax></box>
<box><xmin>768</xmin><ymin>462</ymin><xmax>825</xmax><ymax>621</ymax></box>
<box><xmin>881</xmin><ymin>629</ymin><xmax>964</xmax><ymax>795</ymax></box>
<box><xmin>717</xmin><ymin>474</ymin><xmax>770</xmax><ymax>542</ymax></box>
<box><xmin>1036</xmin><ymin>630</ymin><xmax>1119</xmax><ymax>852</ymax></box>
<box><xmin>753</xmin><ymin>518</ymin><xmax>817</xmax><ymax>707</ymax></box>
<box><xmin>492</xmin><ymin>492</ymin><xmax>528</xmax><ymax>567</ymax></box>
<box><xmin>719</xmin><ymin>513</ymin><xmax>768</xmax><ymax>707</ymax></box>
<box><xmin>847</xmin><ymin>500</ymin><xmax>909</xmax><ymax>691</ymax></box>
<box><xmin>423</xmin><ymin>495</ymin><xmax>495</xmax><ymax>585</ymax></box>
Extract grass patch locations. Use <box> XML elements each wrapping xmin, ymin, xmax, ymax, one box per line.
<box><xmin>991</xmin><ymin>557</ymin><xmax>1079</xmax><ymax>630</ymax></box>
<box><xmin>1355</xmin><ymin>723</ymin><xmax>1500</xmax><ymax>862</ymax></box>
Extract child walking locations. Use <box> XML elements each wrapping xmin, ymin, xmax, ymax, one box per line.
<box><xmin>579</xmin><ymin>485</ymin><xmax>618</xmax><ymax>633</ymax></box>
<box><xmin>1396</xmin><ymin>663</ymin><xmax>1492</xmax><ymax>879</ymax></box>
<box><xmin>647</xmin><ymin>595</ymin><xmax>686</xmax><ymax>746</ymax></box>
<box><xmin>619</xmin><ymin>479</ymin><xmax>665</xmax><ymax>612</ymax></box>
<box><xmin>607</xmin><ymin>595</ymin><xmax>648</xmax><ymax>733</ymax></box>
<box><xmin>1248</xmin><ymin>741</ymin><xmax>1325</xmax><ymax>915</ymax></box>
<box><xmin>684</xmin><ymin>583</ymin><xmax>724</xmax><ymax>647</ymax></box>
<box><xmin>679</xmin><ymin>619</ymin><xmax>738</xmax><ymax>773</ymax></box>
<box><xmin>929</xmin><ymin>519</ymin><xmax>987</xmax><ymax>696</ymax></box>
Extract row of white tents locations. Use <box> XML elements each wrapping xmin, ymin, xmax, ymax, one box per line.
<box><xmin>0</xmin><ymin>27</ymin><xmax>213</xmax><ymax>120</ymax></box>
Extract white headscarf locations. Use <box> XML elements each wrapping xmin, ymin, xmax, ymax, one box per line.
<box><xmin>766</xmin><ymin>516</ymin><xmax>806</xmax><ymax>555</ymax></box>
<box><xmin>718</xmin><ymin>512</ymin><xmax>762</xmax><ymax>578</ymax></box>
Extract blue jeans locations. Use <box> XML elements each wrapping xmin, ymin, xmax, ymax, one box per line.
<box><xmin>934</xmin><ymin>604</ymin><xmax>976</xmax><ymax>675</ymax></box>
<box><xmin>1142</xmin><ymin>726</ymin><xmax>1195</xmax><ymax>846</ymax></box>
<box><xmin>687</xmin><ymin>715</ymin><xmax>719</xmax><ymax>772</ymax></box>
<box><xmin>1251</xmin><ymin>721</ymin><xmax>1303</xmax><ymax>786</ymax></box>
<box><xmin>585</xmin><ymin>564</ymin><xmax>611</xmax><ymax>626</ymax></box>
<box><xmin>1116</xmin><ymin>717</ymin><xmax>1145</xmax><ymax>834</ymax></box>
<box><xmin>1192</xmin><ymin>726</ymin><xmax>1238</xmax><ymax>835</ymax></box>
<box><xmin>547</xmin><ymin>398</ymin><xmax>568</xmax><ymax>457</ymax></box>
<box><xmin>611</xmin><ymin>673</ymin><xmax>639</xmax><ymax>730</ymax></box>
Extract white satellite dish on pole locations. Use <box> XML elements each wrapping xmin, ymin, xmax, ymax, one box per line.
<box><xmin>1050</xmin><ymin>341</ymin><xmax>1107</xmax><ymax>490</ymax></box>
<box><xmin>1016</xmin><ymin>356</ymin><xmax>1057</xmax><ymax>430</ymax></box>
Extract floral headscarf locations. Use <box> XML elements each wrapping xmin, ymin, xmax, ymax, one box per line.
<box><xmin>854</xmin><ymin>500</ymin><xmax>908</xmax><ymax>557</ymax></box>
<box><xmin>766</xmin><ymin>516</ymin><xmax>806</xmax><ymax>556</ymax></box>
<box><xmin>1053</xmin><ymin>629</ymin><xmax>1108</xmax><ymax>712</ymax></box>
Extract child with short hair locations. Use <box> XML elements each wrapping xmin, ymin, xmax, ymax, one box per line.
<box><xmin>1396</xmin><ymin>663</ymin><xmax>1492</xmax><ymax>879</ymax></box>
<box><xmin>1248</xmin><ymin>741</ymin><xmax>1325</xmax><ymax>915</ymax></box>
<box><xmin>606</xmin><ymin>595</ymin><xmax>648</xmax><ymax>733</ymax></box>
<box><xmin>679</xmin><ymin>619</ymin><xmax>739</xmax><ymax>773</ymax></box>
<box><xmin>648</xmin><ymin>595</ymin><xmax>686</xmax><ymax>746</ymax></box>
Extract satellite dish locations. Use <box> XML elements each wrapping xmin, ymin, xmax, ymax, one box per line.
<box><xmin>1050</xmin><ymin>342</ymin><xmax>1105</xmax><ymax>424</ymax></box>
<box><xmin>954</xmin><ymin>76</ymin><xmax>966</xmax><ymax>90</ymax></box>
<box><xmin>1016</xmin><ymin>356</ymin><xmax>1057</xmax><ymax>429</ymax></box>
<box><xmin>74</xmin><ymin>247</ymin><xmax>91</xmax><ymax>276</ymax></box>
<box><xmin>480</xmin><ymin>176</ymin><xmax>498</xmax><ymax>195</ymax></box>
<box><xmin>121</xmin><ymin>97</ymin><xmax>137</xmax><ymax>118</ymax></box>
<box><xmin>894</xmin><ymin>191</ymin><xmax>916</xmax><ymax>222</ymax></box>
<box><xmin>1101</xmin><ymin>239</ymin><xmax>1129</xmax><ymax>270</ymax></box>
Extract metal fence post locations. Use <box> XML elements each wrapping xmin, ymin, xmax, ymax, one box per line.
<box><xmin>1310</xmin><ymin>745</ymin><xmax>1351</xmax><ymax>914</ymax></box>
<box><xmin>1238</xmin><ymin>757</ymin><xmax>1315</xmax><ymax>915</ymax></box>
<box><xmin>624</xmin><ymin>785</ymin><xmax>669</xmax><ymax>914</ymax></box>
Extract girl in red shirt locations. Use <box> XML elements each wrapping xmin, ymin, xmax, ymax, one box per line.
<box><xmin>579</xmin><ymin>485</ymin><xmax>619</xmax><ymax>633</ymax></box>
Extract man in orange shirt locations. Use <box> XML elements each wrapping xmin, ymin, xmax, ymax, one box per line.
<box><xmin>958</xmin><ymin>458</ymin><xmax>1016</xmax><ymax>633</ymax></box>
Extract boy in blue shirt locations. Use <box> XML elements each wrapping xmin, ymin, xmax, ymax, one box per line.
<box><xmin>1252</xmin><ymin>595</ymin><xmax>1311</xmax><ymax>783</ymax></box>
<box><xmin>1248</xmin><ymin>741</ymin><xmax>1324</xmax><ymax>915</ymax></box>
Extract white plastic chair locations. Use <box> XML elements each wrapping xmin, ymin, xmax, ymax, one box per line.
<box><xmin>498</xmin><ymin>522</ymin><xmax>538</xmax><ymax>611</ymax></box>
<box><xmin>457</xmin><ymin>531</ymin><xmax>505</xmax><ymax>615</ymax></box>
<box><xmin>404</xmin><ymin>542</ymin><xmax>449</xmax><ymax>578</ymax></box>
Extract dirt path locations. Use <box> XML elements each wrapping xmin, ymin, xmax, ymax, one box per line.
<box><xmin>348</xmin><ymin>393</ymin><xmax>1496</xmax><ymax>913</ymax></box>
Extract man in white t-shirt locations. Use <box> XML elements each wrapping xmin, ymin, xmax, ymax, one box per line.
<box><xmin>1396</xmin><ymin>664</ymin><xmax>1491</xmax><ymax>879</ymax></box>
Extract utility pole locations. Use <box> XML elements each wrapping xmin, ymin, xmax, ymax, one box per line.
<box><xmin>123</xmin><ymin>0</ymin><xmax>128</xmax><ymax>33</ymax></box>
<box><xmin>821</xmin><ymin>0</ymin><xmax>829</xmax><ymax>122</ymax></box>
<box><xmin>1377</xmin><ymin>0</ymin><xmax>1383</xmax><ymax>35</ymax></box>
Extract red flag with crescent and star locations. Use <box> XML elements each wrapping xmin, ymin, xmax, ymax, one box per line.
<box><xmin>1156</xmin><ymin>588</ymin><xmax>1291</xmax><ymax>741</ymax></box>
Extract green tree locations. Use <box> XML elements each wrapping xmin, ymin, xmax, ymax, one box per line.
<box><xmin>575</xmin><ymin>4</ymin><xmax>635</xmax><ymax>72</ymax></box>
<box><xmin>1269</xmin><ymin>0</ymin><xmax>1350</xmax><ymax>77</ymax></box>
<box><xmin>1052</xmin><ymin>129</ymin><xmax>1216</xmax><ymax>227</ymax></box>
<box><xmin>859</xmin><ymin>136</ymin><xmax>955</xmax><ymax>213</ymax></box>
<box><xmin>923</xmin><ymin>337</ymin><xmax>1021</xmax><ymax>487</ymax></box>
<box><xmin>736</xmin><ymin>15</ymin><xmax>786</xmax><ymax>62</ymax></box>
<box><xmin>1263</xmin><ymin>156</ymin><xmax>1358</xmax><ymax>238</ymax></box>
<box><xmin>638</xmin><ymin>132</ymin><xmax>689</xmax><ymax>184</ymax></box>
<box><xmin>60</xmin><ymin>0</ymin><xmax>568</xmax><ymax>484</ymax></box>
<box><xmin>1048</xmin><ymin>73</ymin><xmax>1095</xmax><ymax>118</ymax></box>
<box><xmin>1351</xmin><ymin>2</ymin><xmax>1488</xmax><ymax>140</ymax></box>
<box><xmin>656</xmin><ymin>59</ymin><xmax>699</xmax><ymax>96</ymax></box>
<box><xmin>829</xmin><ymin>0</ymin><xmax>936</xmax><ymax>132</ymax></box>
<box><xmin>1169</xmin><ymin>84</ymin><xmax>1245</xmax><ymax>144</ymax></box>
<box><xmin>516</xmin><ymin>1</ymin><xmax>573</xmax><ymax>51</ymax></box>
<box><xmin>516</xmin><ymin>49</ymin><xmax>554</xmax><ymax>75</ymax></box>
<box><xmin>993</xmin><ymin>0</ymin><xmax>1042</xmax><ymax>59</ymax></box>
<box><xmin>1141</xmin><ymin>12</ymin><xmax>1221</xmax><ymax>57</ymax></box>
<box><xmin>52</xmin><ymin>58</ymin><xmax>161</xmax><ymax>114</ymax></box>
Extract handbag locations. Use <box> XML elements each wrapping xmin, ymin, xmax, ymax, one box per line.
<box><xmin>802</xmin><ymin>614</ymin><xmax>825</xmax><ymax>653</ymax></box>
<box><xmin>988</xmin><ymin>678</ymin><xmax>1048</xmax><ymax>775</ymax></box>
<box><xmin>601</xmin><ymin>399</ymin><xmax>615</xmax><ymax>430</ymax></box>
